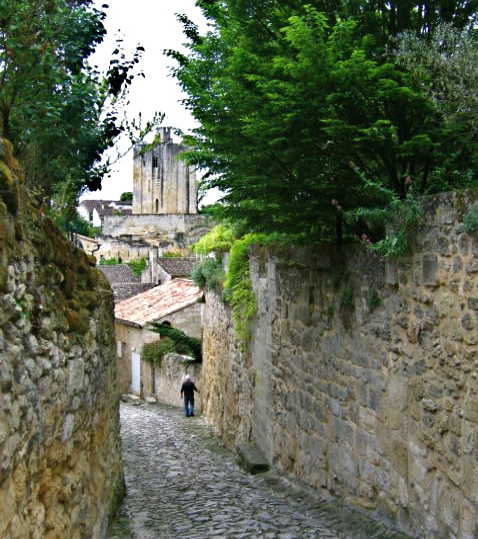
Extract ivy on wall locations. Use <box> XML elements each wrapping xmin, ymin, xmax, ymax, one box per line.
<box><xmin>191</xmin><ymin>225</ymin><xmax>260</xmax><ymax>342</ymax></box>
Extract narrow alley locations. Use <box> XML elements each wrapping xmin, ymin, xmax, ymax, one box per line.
<box><xmin>107</xmin><ymin>401</ymin><xmax>408</xmax><ymax>539</ymax></box>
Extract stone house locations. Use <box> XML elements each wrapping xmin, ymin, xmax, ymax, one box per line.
<box><xmin>114</xmin><ymin>279</ymin><xmax>203</xmax><ymax>397</ymax></box>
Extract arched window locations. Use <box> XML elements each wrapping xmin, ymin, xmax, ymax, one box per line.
<box><xmin>155</xmin><ymin>199</ymin><xmax>159</xmax><ymax>213</ymax></box>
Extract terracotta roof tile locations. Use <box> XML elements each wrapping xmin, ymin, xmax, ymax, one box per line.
<box><xmin>115</xmin><ymin>279</ymin><xmax>203</xmax><ymax>328</ymax></box>
<box><xmin>113</xmin><ymin>283</ymin><xmax>155</xmax><ymax>303</ymax></box>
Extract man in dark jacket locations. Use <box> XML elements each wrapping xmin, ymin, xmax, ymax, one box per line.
<box><xmin>180</xmin><ymin>374</ymin><xmax>199</xmax><ymax>417</ymax></box>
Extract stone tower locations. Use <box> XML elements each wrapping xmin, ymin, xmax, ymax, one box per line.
<box><xmin>133</xmin><ymin>127</ymin><xmax>197</xmax><ymax>215</ymax></box>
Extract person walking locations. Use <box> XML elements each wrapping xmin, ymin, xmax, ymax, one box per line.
<box><xmin>180</xmin><ymin>374</ymin><xmax>199</xmax><ymax>417</ymax></box>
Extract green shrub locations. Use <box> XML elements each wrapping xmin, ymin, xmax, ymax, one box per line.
<box><xmin>148</xmin><ymin>322</ymin><xmax>202</xmax><ymax>362</ymax></box>
<box><xmin>141</xmin><ymin>338</ymin><xmax>176</xmax><ymax>366</ymax></box>
<box><xmin>162</xmin><ymin>250</ymin><xmax>183</xmax><ymax>258</ymax></box>
<box><xmin>192</xmin><ymin>223</ymin><xmax>235</xmax><ymax>254</ymax></box>
<box><xmin>128</xmin><ymin>257</ymin><xmax>147</xmax><ymax>276</ymax></box>
<box><xmin>192</xmin><ymin>258</ymin><xmax>224</xmax><ymax>289</ymax></box>
<box><xmin>99</xmin><ymin>257</ymin><xmax>120</xmax><ymax>266</ymax></box>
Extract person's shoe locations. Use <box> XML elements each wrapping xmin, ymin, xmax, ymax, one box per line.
<box><xmin>190</xmin><ymin>413</ymin><xmax>194</xmax><ymax>416</ymax></box>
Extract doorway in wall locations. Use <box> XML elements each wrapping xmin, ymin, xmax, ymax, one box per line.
<box><xmin>131</xmin><ymin>352</ymin><xmax>141</xmax><ymax>394</ymax></box>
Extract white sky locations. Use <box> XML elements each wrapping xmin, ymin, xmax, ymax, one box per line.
<box><xmin>81</xmin><ymin>0</ymin><xmax>207</xmax><ymax>201</ymax></box>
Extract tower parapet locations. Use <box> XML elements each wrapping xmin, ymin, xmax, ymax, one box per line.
<box><xmin>133</xmin><ymin>127</ymin><xmax>197</xmax><ymax>215</ymax></box>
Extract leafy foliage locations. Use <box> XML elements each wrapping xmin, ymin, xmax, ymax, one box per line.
<box><xmin>141</xmin><ymin>338</ymin><xmax>176</xmax><ymax>366</ymax></box>
<box><xmin>192</xmin><ymin>223</ymin><xmax>235</xmax><ymax>255</ymax></box>
<box><xmin>169</xmin><ymin>0</ymin><xmax>478</xmax><ymax>247</ymax></box>
<box><xmin>0</xmin><ymin>0</ymin><xmax>162</xmax><ymax>224</ymax></box>
<box><xmin>463</xmin><ymin>203</ymin><xmax>478</xmax><ymax>235</ymax></box>
<box><xmin>148</xmin><ymin>322</ymin><xmax>202</xmax><ymax>362</ymax></box>
<box><xmin>162</xmin><ymin>250</ymin><xmax>185</xmax><ymax>258</ymax></box>
<box><xmin>127</xmin><ymin>257</ymin><xmax>147</xmax><ymax>277</ymax></box>
<box><xmin>46</xmin><ymin>209</ymin><xmax>100</xmax><ymax>239</ymax></box>
<box><xmin>98</xmin><ymin>257</ymin><xmax>121</xmax><ymax>266</ymax></box>
<box><xmin>119</xmin><ymin>191</ymin><xmax>133</xmax><ymax>201</ymax></box>
<box><xmin>191</xmin><ymin>257</ymin><xmax>224</xmax><ymax>290</ymax></box>
<box><xmin>396</xmin><ymin>24</ymin><xmax>478</xmax><ymax>188</ymax></box>
<box><xmin>223</xmin><ymin>234</ymin><xmax>259</xmax><ymax>341</ymax></box>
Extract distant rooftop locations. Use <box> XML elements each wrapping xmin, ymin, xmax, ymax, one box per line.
<box><xmin>115</xmin><ymin>279</ymin><xmax>203</xmax><ymax>328</ymax></box>
<box><xmin>158</xmin><ymin>257</ymin><xmax>197</xmax><ymax>278</ymax></box>
<box><xmin>113</xmin><ymin>283</ymin><xmax>155</xmax><ymax>303</ymax></box>
<box><xmin>98</xmin><ymin>264</ymin><xmax>140</xmax><ymax>284</ymax></box>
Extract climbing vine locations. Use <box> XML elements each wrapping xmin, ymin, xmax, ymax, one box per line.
<box><xmin>147</xmin><ymin>322</ymin><xmax>202</xmax><ymax>362</ymax></box>
<box><xmin>141</xmin><ymin>338</ymin><xmax>176</xmax><ymax>367</ymax></box>
<box><xmin>191</xmin><ymin>225</ymin><xmax>261</xmax><ymax>342</ymax></box>
<box><xmin>223</xmin><ymin>234</ymin><xmax>261</xmax><ymax>342</ymax></box>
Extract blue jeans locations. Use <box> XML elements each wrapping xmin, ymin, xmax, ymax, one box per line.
<box><xmin>184</xmin><ymin>395</ymin><xmax>194</xmax><ymax>417</ymax></box>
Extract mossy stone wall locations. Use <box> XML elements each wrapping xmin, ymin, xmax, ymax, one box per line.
<box><xmin>201</xmin><ymin>189</ymin><xmax>478</xmax><ymax>539</ymax></box>
<box><xmin>0</xmin><ymin>139</ymin><xmax>123</xmax><ymax>538</ymax></box>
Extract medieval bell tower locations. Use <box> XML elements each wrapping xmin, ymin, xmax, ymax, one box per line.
<box><xmin>132</xmin><ymin>127</ymin><xmax>198</xmax><ymax>215</ymax></box>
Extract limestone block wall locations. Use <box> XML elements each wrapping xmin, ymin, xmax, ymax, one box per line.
<box><xmin>95</xmin><ymin>214</ymin><xmax>210</xmax><ymax>261</ymax></box>
<box><xmin>101</xmin><ymin>214</ymin><xmax>208</xmax><ymax>245</ymax></box>
<box><xmin>0</xmin><ymin>140</ymin><xmax>122</xmax><ymax>538</ymax></box>
<box><xmin>200</xmin><ymin>290</ymin><xmax>254</xmax><ymax>448</ymax></box>
<box><xmin>133</xmin><ymin>130</ymin><xmax>198</xmax><ymax>215</ymax></box>
<box><xmin>201</xmin><ymin>190</ymin><xmax>478</xmax><ymax>539</ymax></box>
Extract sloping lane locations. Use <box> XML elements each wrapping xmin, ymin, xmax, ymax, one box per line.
<box><xmin>107</xmin><ymin>402</ymin><xmax>409</xmax><ymax>539</ymax></box>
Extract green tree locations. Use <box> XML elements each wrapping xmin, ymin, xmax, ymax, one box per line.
<box><xmin>169</xmin><ymin>0</ymin><xmax>478</xmax><ymax>246</ymax></box>
<box><xmin>397</xmin><ymin>24</ymin><xmax>478</xmax><ymax>135</ymax></box>
<box><xmin>0</xmin><ymin>0</ymin><xmax>161</xmax><ymax>218</ymax></box>
<box><xmin>119</xmin><ymin>191</ymin><xmax>133</xmax><ymax>201</ymax></box>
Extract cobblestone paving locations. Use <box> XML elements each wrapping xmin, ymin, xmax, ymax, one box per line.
<box><xmin>107</xmin><ymin>402</ymin><xmax>409</xmax><ymax>539</ymax></box>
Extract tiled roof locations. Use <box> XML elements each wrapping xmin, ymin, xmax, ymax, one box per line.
<box><xmin>115</xmin><ymin>279</ymin><xmax>203</xmax><ymax>328</ymax></box>
<box><xmin>158</xmin><ymin>257</ymin><xmax>197</xmax><ymax>277</ymax></box>
<box><xmin>113</xmin><ymin>283</ymin><xmax>155</xmax><ymax>303</ymax></box>
<box><xmin>99</xmin><ymin>264</ymin><xmax>141</xmax><ymax>284</ymax></box>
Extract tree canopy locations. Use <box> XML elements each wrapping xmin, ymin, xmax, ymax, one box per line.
<box><xmin>0</xmin><ymin>0</ymin><xmax>160</xmax><ymax>218</ymax></box>
<box><xmin>169</xmin><ymin>0</ymin><xmax>478</xmax><ymax>245</ymax></box>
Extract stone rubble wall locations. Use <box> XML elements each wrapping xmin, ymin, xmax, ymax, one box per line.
<box><xmin>200</xmin><ymin>189</ymin><xmax>478</xmax><ymax>539</ymax></box>
<box><xmin>0</xmin><ymin>140</ymin><xmax>123</xmax><ymax>538</ymax></box>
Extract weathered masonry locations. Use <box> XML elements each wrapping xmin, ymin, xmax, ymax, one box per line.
<box><xmin>133</xmin><ymin>127</ymin><xmax>197</xmax><ymax>215</ymax></box>
<box><xmin>200</xmin><ymin>190</ymin><xmax>478</xmax><ymax>539</ymax></box>
<box><xmin>86</xmin><ymin>127</ymin><xmax>210</xmax><ymax>261</ymax></box>
<box><xmin>0</xmin><ymin>140</ymin><xmax>123</xmax><ymax>538</ymax></box>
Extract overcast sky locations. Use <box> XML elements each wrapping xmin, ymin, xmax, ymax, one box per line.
<box><xmin>82</xmin><ymin>0</ymin><xmax>207</xmax><ymax>200</ymax></box>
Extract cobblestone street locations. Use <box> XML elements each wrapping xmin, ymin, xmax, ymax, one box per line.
<box><xmin>107</xmin><ymin>402</ymin><xmax>409</xmax><ymax>539</ymax></box>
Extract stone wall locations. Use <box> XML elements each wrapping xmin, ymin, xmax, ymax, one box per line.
<box><xmin>200</xmin><ymin>190</ymin><xmax>478</xmax><ymax>538</ymax></box>
<box><xmin>0</xmin><ymin>140</ymin><xmax>123</xmax><ymax>538</ymax></box>
<box><xmin>95</xmin><ymin>213</ymin><xmax>210</xmax><ymax>262</ymax></box>
<box><xmin>153</xmin><ymin>354</ymin><xmax>202</xmax><ymax>411</ymax></box>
